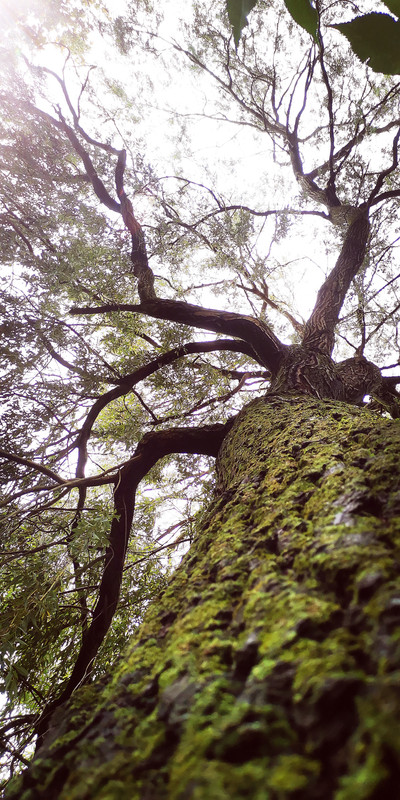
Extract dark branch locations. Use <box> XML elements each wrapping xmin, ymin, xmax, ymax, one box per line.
<box><xmin>302</xmin><ymin>210</ymin><xmax>370</xmax><ymax>354</ymax></box>
<box><xmin>18</xmin><ymin>98</ymin><xmax>121</xmax><ymax>213</ymax></box>
<box><xmin>74</xmin><ymin>338</ymin><xmax>256</xmax><ymax>479</ymax></box>
<box><xmin>0</xmin><ymin>449</ymin><xmax>64</xmax><ymax>485</ymax></box>
<box><xmin>369</xmin><ymin>188</ymin><xmax>400</xmax><ymax>208</ymax></box>
<box><xmin>316</xmin><ymin>6</ymin><xmax>339</xmax><ymax>206</ymax></box>
<box><xmin>35</xmin><ymin>420</ymin><xmax>234</xmax><ymax>746</ymax></box>
<box><xmin>70</xmin><ymin>299</ymin><xmax>286</xmax><ymax>372</ymax></box>
<box><xmin>115</xmin><ymin>149</ymin><xmax>156</xmax><ymax>301</ymax></box>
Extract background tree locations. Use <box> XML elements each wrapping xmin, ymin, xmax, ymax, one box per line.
<box><xmin>2</xmin><ymin>0</ymin><xmax>400</xmax><ymax>796</ymax></box>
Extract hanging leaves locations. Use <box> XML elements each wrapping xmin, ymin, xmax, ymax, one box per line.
<box><xmin>283</xmin><ymin>0</ymin><xmax>318</xmax><ymax>41</ymax></box>
<box><xmin>225</xmin><ymin>1</ymin><xmax>400</xmax><ymax>74</ymax></box>
<box><xmin>226</xmin><ymin>0</ymin><xmax>258</xmax><ymax>47</ymax></box>
<box><xmin>332</xmin><ymin>13</ymin><xmax>400</xmax><ymax>75</ymax></box>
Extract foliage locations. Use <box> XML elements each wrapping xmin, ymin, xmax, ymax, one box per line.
<box><xmin>227</xmin><ymin>0</ymin><xmax>400</xmax><ymax>74</ymax></box>
<box><xmin>226</xmin><ymin>0</ymin><xmax>258</xmax><ymax>47</ymax></box>
<box><xmin>283</xmin><ymin>0</ymin><xmax>317</xmax><ymax>40</ymax></box>
<box><xmin>333</xmin><ymin>10</ymin><xmax>400</xmax><ymax>75</ymax></box>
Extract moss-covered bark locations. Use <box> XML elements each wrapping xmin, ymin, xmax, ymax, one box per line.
<box><xmin>9</xmin><ymin>396</ymin><xmax>400</xmax><ymax>800</ymax></box>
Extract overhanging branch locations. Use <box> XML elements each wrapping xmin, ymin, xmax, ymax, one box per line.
<box><xmin>35</xmin><ymin>420</ymin><xmax>234</xmax><ymax>745</ymax></box>
<box><xmin>70</xmin><ymin>299</ymin><xmax>286</xmax><ymax>372</ymax></box>
<box><xmin>74</xmin><ymin>337</ymin><xmax>257</xmax><ymax>479</ymax></box>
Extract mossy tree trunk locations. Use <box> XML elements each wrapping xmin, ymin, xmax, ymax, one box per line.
<box><xmin>11</xmin><ymin>395</ymin><xmax>400</xmax><ymax>800</ymax></box>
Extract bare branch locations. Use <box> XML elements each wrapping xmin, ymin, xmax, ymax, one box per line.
<box><xmin>316</xmin><ymin>3</ymin><xmax>338</xmax><ymax>205</ymax></box>
<box><xmin>368</xmin><ymin>128</ymin><xmax>400</xmax><ymax>206</ymax></box>
<box><xmin>238</xmin><ymin>280</ymin><xmax>304</xmax><ymax>334</ymax></box>
<box><xmin>0</xmin><ymin>449</ymin><xmax>64</xmax><ymax>484</ymax></box>
<box><xmin>164</xmin><ymin>202</ymin><xmax>329</xmax><ymax>229</ymax></box>
<box><xmin>39</xmin><ymin>64</ymin><xmax>120</xmax><ymax>156</ymax></box>
<box><xmin>171</xmin><ymin>41</ymin><xmax>283</xmax><ymax>138</ymax></box>
<box><xmin>37</xmin><ymin>332</ymin><xmax>91</xmax><ymax>379</ymax></box>
<box><xmin>365</xmin><ymin>300</ymin><xmax>400</xmax><ymax>346</ymax></box>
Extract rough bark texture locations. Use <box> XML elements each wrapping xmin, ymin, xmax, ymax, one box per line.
<box><xmin>9</xmin><ymin>396</ymin><xmax>400</xmax><ymax>800</ymax></box>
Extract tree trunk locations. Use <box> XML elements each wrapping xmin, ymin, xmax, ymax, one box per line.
<box><xmin>9</xmin><ymin>396</ymin><xmax>400</xmax><ymax>800</ymax></box>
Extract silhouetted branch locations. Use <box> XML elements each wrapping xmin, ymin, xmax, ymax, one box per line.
<box><xmin>70</xmin><ymin>299</ymin><xmax>286</xmax><ymax>372</ymax></box>
<box><xmin>35</xmin><ymin>419</ymin><xmax>235</xmax><ymax>746</ymax></box>
<box><xmin>302</xmin><ymin>211</ymin><xmax>370</xmax><ymax>354</ymax></box>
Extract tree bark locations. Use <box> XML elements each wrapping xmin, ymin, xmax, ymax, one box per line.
<box><xmin>8</xmin><ymin>395</ymin><xmax>400</xmax><ymax>800</ymax></box>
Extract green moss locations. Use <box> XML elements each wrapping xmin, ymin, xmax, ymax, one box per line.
<box><xmin>336</xmin><ymin>755</ymin><xmax>388</xmax><ymax>800</ymax></box>
<box><xmin>171</xmin><ymin>758</ymin><xmax>274</xmax><ymax>800</ymax></box>
<box><xmin>10</xmin><ymin>397</ymin><xmax>400</xmax><ymax>799</ymax></box>
<box><xmin>267</xmin><ymin>754</ymin><xmax>320</xmax><ymax>791</ymax></box>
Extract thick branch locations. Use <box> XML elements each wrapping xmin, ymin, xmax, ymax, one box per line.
<box><xmin>302</xmin><ymin>210</ymin><xmax>370</xmax><ymax>354</ymax></box>
<box><xmin>35</xmin><ymin>421</ymin><xmax>234</xmax><ymax>745</ymax></box>
<box><xmin>70</xmin><ymin>299</ymin><xmax>286</xmax><ymax>372</ymax></box>
<box><xmin>115</xmin><ymin>149</ymin><xmax>156</xmax><ymax>301</ymax></box>
<box><xmin>369</xmin><ymin>188</ymin><xmax>400</xmax><ymax>208</ymax></box>
<box><xmin>287</xmin><ymin>130</ymin><xmax>339</xmax><ymax>211</ymax></box>
<box><xmin>74</xmin><ymin>338</ymin><xmax>256</xmax><ymax>478</ymax></box>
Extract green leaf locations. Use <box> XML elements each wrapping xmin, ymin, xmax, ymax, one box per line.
<box><xmin>333</xmin><ymin>13</ymin><xmax>400</xmax><ymax>75</ymax></box>
<box><xmin>382</xmin><ymin>0</ymin><xmax>400</xmax><ymax>18</ymax></box>
<box><xmin>226</xmin><ymin>0</ymin><xmax>258</xmax><ymax>48</ymax></box>
<box><xmin>284</xmin><ymin>0</ymin><xmax>318</xmax><ymax>41</ymax></box>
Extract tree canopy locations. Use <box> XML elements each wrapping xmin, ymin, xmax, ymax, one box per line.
<box><xmin>1</xmin><ymin>0</ymin><xmax>400</xmax><ymax>785</ymax></box>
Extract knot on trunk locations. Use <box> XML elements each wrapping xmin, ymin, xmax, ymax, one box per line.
<box><xmin>329</xmin><ymin>204</ymin><xmax>360</xmax><ymax>228</ymax></box>
<box><xmin>268</xmin><ymin>347</ymin><xmax>382</xmax><ymax>405</ymax></box>
<box><xmin>335</xmin><ymin>356</ymin><xmax>382</xmax><ymax>404</ymax></box>
<box><xmin>268</xmin><ymin>346</ymin><xmax>344</xmax><ymax>400</ymax></box>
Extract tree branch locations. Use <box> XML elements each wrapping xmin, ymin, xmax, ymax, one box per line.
<box><xmin>0</xmin><ymin>449</ymin><xmax>64</xmax><ymax>484</ymax></box>
<box><xmin>368</xmin><ymin>128</ymin><xmax>400</xmax><ymax>206</ymax></box>
<box><xmin>39</xmin><ymin>64</ymin><xmax>120</xmax><ymax>156</ymax></box>
<box><xmin>302</xmin><ymin>210</ymin><xmax>370</xmax><ymax>354</ymax></box>
<box><xmin>369</xmin><ymin>188</ymin><xmax>400</xmax><ymax>208</ymax></box>
<box><xmin>70</xmin><ymin>299</ymin><xmax>286</xmax><ymax>372</ymax></box>
<box><xmin>115</xmin><ymin>149</ymin><xmax>156</xmax><ymax>301</ymax></box>
<box><xmin>74</xmin><ymin>338</ymin><xmax>255</xmax><ymax>479</ymax></box>
<box><xmin>15</xmin><ymin>98</ymin><xmax>121</xmax><ymax>213</ymax></box>
<box><xmin>35</xmin><ymin>420</ymin><xmax>235</xmax><ymax>745</ymax></box>
<box><xmin>238</xmin><ymin>280</ymin><xmax>304</xmax><ymax>335</ymax></box>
